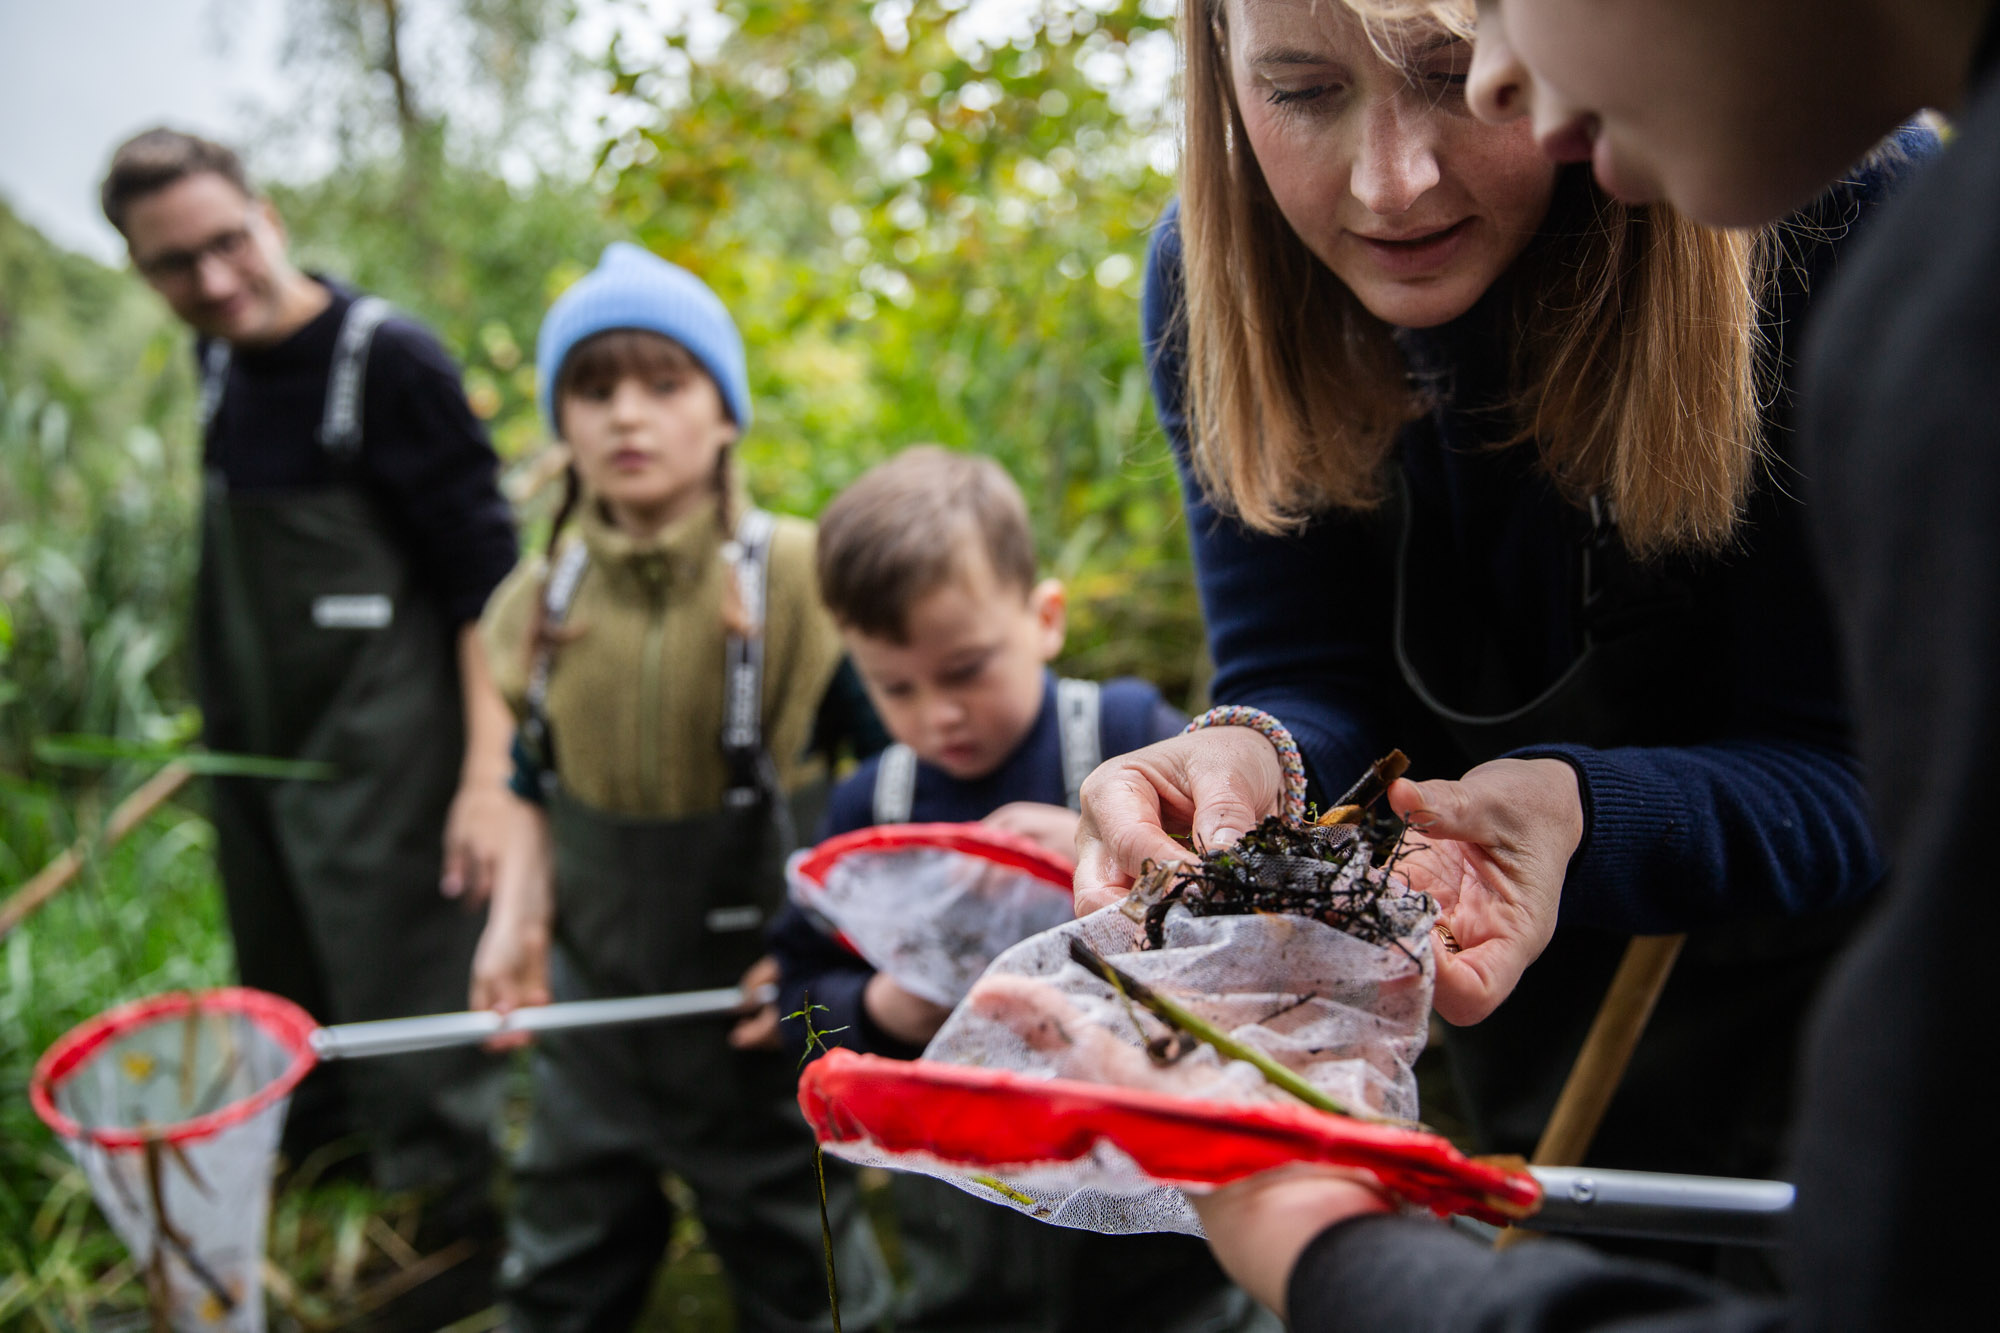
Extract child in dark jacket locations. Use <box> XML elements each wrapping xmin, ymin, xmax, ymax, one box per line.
<box><xmin>756</xmin><ymin>446</ymin><xmax>1273</xmax><ymax>1333</ymax></box>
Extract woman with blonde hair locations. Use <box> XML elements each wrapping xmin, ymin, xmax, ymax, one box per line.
<box><xmin>1076</xmin><ymin>0</ymin><xmax>1928</xmax><ymax>1278</ymax></box>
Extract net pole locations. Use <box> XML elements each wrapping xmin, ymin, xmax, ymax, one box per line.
<box><xmin>309</xmin><ymin>984</ymin><xmax>774</xmax><ymax>1060</ymax></box>
<box><xmin>1495</xmin><ymin>933</ymin><xmax>1685</xmax><ymax>1250</ymax></box>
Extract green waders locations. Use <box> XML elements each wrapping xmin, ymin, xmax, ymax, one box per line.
<box><xmin>192</xmin><ymin>302</ymin><xmax>499</xmax><ymax>1215</ymax></box>
<box><xmin>501</xmin><ymin>514</ymin><xmax>892</xmax><ymax>1333</ymax></box>
<box><xmin>868</xmin><ymin>686</ymin><xmax>1274</xmax><ymax>1333</ymax></box>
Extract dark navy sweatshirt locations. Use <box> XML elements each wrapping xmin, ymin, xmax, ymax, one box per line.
<box><xmin>1139</xmin><ymin>144</ymin><xmax>1934</xmax><ymax>933</ymax></box>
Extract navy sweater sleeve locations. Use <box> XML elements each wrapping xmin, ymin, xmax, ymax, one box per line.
<box><xmin>1143</xmin><ymin>154</ymin><xmax>1914</xmax><ymax>932</ymax></box>
<box><xmin>360</xmin><ymin>316</ymin><xmax>519</xmax><ymax>627</ymax></box>
<box><xmin>1286</xmin><ymin>1216</ymin><xmax>1781</xmax><ymax>1333</ymax></box>
<box><xmin>1144</xmin><ymin>209</ymin><xmax>1398</xmax><ymax>805</ymax></box>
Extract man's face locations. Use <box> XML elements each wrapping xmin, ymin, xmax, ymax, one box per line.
<box><xmin>123</xmin><ymin>171</ymin><xmax>297</xmax><ymax>345</ymax></box>
<box><xmin>1468</xmin><ymin>0</ymin><xmax>1906</xmax><ymax>228</ymax></box>
<box><xmin>842</xmin><ymin>551</ymin><xmax>1066</xmax><ymax>782</ymax></box>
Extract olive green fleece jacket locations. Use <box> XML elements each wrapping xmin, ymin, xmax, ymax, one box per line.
<box><xmin>481</xmin><ymin>494</ymin><xmax>842</xmax><ymax>819</ymax></box>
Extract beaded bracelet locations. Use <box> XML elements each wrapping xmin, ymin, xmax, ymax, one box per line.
<box><xmin>1184</xmin><ymin>705</ymin><xmax>1309</xmax><ymax>824</ymax></box>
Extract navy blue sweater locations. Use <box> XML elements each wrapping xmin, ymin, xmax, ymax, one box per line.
<box><xmin>770</xmin><ymin>670</ymin><xmax>1183</xmax><ymax>1060</ymax></box>
<box><xmin>202</xmin><ymin>280</ymin><xmax>518</xmax><ymax>627</ymax></box>
<box><xmin>1141</xmin><ymin>157</ymin><xmax>1924</xmax><ymax>933</ymax></box>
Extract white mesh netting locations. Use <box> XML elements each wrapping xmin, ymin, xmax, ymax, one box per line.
<box><xmin>820</xmin><ymin>875</ymin><xmax>1437</xmax><ymax>1236</ymax></box>
<box><xmin>34</xmin><ymin>991</ymin><xmax>313</xmax><ymax>1332</ymax></box>
<box><xmin>787</xmin><ymin>825</ymin><xmax>1079</xmax><ymax>1007</ymax></box>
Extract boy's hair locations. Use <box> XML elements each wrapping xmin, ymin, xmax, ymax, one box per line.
<box><xmin>101</xmin><ymin>128</ymin><xmax>252</xmax><ymax>236</ymax></box>
<box><xmin>818</xmin><ymin>446</ymin><xmax>1038</xmax><ymax>643</ymax></box>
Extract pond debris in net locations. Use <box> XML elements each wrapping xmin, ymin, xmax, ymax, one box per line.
<box><xmin>1121</xmin><ymin>750</ymin><xmax>1432</xmax><ymax>953</ymax></box>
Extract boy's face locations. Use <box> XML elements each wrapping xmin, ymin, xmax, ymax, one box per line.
<box><xmin>1467</xmin><ymin>0</ymin><xmax>1907</xmax><ymax>227</ymax></box>
<box><xmin>843</xmin><ymin>550</ymin><xmax>1066</xmax><ymax>782</ymax></box>
<box><xmin>124</xmin><ymin>171</ymin><xmax>298</xmax><ymax>346</ymax></box>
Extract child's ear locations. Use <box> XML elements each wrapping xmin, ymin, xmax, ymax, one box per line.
<box><xmin>1029</xmin><ymin>578</ymin><xmax>1066</xmax><ymax>660</ymax></box>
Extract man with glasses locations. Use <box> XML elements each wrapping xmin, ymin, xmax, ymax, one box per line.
<box><xmin>102</xmin><ymin>127</ymin><xmax>517</xmax><ymax>1323</ymax></box>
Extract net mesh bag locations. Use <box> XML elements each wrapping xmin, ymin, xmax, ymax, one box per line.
<box><xmin>798</xmin><ymin>815</ymin><xmax>1542</xmax><ymax>1234</ymax></box>
<box><xmin>787</xmin><ymin>823</ymin><xmax>1079</xmax><ymax>1006</ymax></box>
<box><xmin>31</xmin><ymin>988</ymin><xmax>319</xmax><ymax>1332</ymax></box>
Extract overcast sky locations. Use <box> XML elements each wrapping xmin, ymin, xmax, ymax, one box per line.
<box><xmin>0</xmin><ymin>0</ymin><xmax>294</xmax><ymax>263</ymax></box>
<box><xmin>0</xmin><ymin>0</ymin><xmax>1148</xmax><ymax>266</ymax></box>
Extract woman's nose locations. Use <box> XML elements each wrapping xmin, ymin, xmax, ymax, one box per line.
<box><xmin>1467</xmin><ymin>6</ymin><xmax>1529</xmax><ymax>124</ymax></box>
<box><xmin>1350</xmin><ymin>98</ymin><xmax>1442</xmax><ymax>216</ymax></box>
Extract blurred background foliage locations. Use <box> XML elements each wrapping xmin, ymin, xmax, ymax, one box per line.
<box><xmin>1</xmin><ymin>0</ymin><xmax>1200</xmax><ymax>1325</ymax></box>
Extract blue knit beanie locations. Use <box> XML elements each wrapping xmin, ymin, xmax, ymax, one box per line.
<box><xmin>536</xmin><ymin>242</ymin><xmax>751</xmax><ymax>432</ymax></box>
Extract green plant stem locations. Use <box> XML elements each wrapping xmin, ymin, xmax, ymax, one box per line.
<box><xmin>1067</xmin><ymin>937</ymin><xmax>1414</xmax><ymax>1128</ymax></box>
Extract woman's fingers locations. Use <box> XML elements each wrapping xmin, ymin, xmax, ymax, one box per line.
<box><xmin>1389</xmin><ymin>760</ymin><xmax>1585</xmax><ymax>1025</ymax></box>
<box><xmin>1074</xmin><ymin>763</ymin><xmax>1186</xmax><ymax>914</ymax></box>
<box><xmin>1073</xmin><ymin>728</ymin><xmax>1288</xmax><ymax>915</ymax></box>
<box><xmin>1432</xmin><ymin>936</ymin><xmax>1528</xmax><ymax>1026</ymax></box>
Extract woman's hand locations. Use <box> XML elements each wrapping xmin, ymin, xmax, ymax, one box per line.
<box><xmin>1186</xmin><ymin>1166</ymin><xmax>1394</xmax><ymax>1318</ymax></box>
<box><xmin>728</xmin><ymin>955</ymin><xmax>783</xmax><ymax>1051</ymax></box>
<box><xmin>468</xmin><ymin>802</ymin><xmax>555</xmax><ymax>1049</ymax></box>
<box><xmin>863</xmin><ymin>973</ymin><xmax>955</xmax><ymax>1047</ymax></box>
<box><xmin>981</xmin><ymin>801</ymin><xmax>1082</xmax><ymax>860</ymax></box>
<box><xmin>1073</xmin><ymin>728</ymin><xmax>1286</xmax><ymax>915</ymax></box>
<box><xmin>440</xmin><ymin>782</ymin><xmax>534</xmax><ymax>905</ymax></box>
<box><xmin>1387</xmin><ymin>757</ymin><xmax>1583</xmax><ymax>1026</ymax></box>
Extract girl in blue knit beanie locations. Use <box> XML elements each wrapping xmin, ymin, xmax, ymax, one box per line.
<box><xmin>468</xmin><ymin>243</ymin><xmax>890</xmax><ymax>1332</ymax></box>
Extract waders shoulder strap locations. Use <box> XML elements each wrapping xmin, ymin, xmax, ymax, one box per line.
<box><xmin>520</xmin><ymin>539</ymin><xmax>591</xmax><ymax>797</ymax></box>
<box><xmin>193</xmin><ymin>295</ymin><xmax>393</xmax><ymax>459</ymax></box>
<box><xmin>871</xmin><ymin>744</ymin><xmax>919</xmax><ymax>825</ymax></box>
<box><xmin>871</xmin><ymin>680</ymin><xmax>1099</xmax><ymax>824</ymax></box>
<box><xmin>319</xmin><ymin>296</ymin><xmax>393</xmax><ymax>462</ymax></box>
<box><xmin>197</xmin><ymin>341</ymin><xmax>231</xmax><ymax>440</ymax></box>
<box><xmin>1055</xmin><ymin>677</ymin><xmax>1101</xmax><ymax>813</ymax></box>
<box><xmin>722</xmin><ymin>509</ymin><xmax>778</xmax><ymax>810</ymax></box>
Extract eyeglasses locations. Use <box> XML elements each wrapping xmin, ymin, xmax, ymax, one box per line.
<box><xmin>133</xmin><ymin>220</ymin><xmax>257</xmax><ymax>284</ymax></box>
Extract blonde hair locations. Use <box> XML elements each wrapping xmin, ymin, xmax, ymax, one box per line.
<box><xmin>1179</xmin><ymin>0</ymin><xmax>1770</xmax><ymax>556</ymax></box>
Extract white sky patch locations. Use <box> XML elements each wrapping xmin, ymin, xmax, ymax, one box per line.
<box><xmin>0</xmin><ymin>0</ymin><xmax>1171</xmax><ymax>264</ymax></box>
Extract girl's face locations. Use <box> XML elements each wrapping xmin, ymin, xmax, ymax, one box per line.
<box><xmin>1466</xmin><ymin>0</ymin><xmax>1910</xmax><ymax>228</ymax></box>
<box><xmin>559</xmin><ymin>336</ymin><xmax>738</xmax><ymax>537</ymax></box>
<box><xmin>1225</xmin><ymin>0</ymin><xmax>1556</xmax><ymax>329</ymax></box>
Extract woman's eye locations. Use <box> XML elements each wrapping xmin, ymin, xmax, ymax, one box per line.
<box><xmin>1266</xmin><ymin>84</ymin><xmax>1334</xmax><ymax>108</ymax></box>
<box><xmin>651</xmin><ymin>377</ymin><xmax>685</xmax><ymax>394</ymax></box>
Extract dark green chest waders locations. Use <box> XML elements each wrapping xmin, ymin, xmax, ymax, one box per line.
<box><xmin>502</xmin><ymin>512</ymin><xmax>890</xmax><ymax>1333</ymax></box>
<box><xmin>193</xmin><ymin>299</ymin><xmax>497</xmax><ymax>1204</ymax></box>
<box><xmin>521</xmin><ymin>508</ymin><xmax>822</xmax><ymax>994</ymax></box>
<box><xmin>866</xmin><ymin>682</ymin><xmax>1272</xmax><ymax>1333</ymax></box>
<box><xmin>1392</xmin><ymin>479</ymin><xmax>1857</xmax><ymax>1277</ymax></box>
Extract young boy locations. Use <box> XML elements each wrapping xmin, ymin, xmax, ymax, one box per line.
<box><xmin>759</xmin><ymin>445</ymin><xmax>1271</xmax><ymax>1333</ymax></box>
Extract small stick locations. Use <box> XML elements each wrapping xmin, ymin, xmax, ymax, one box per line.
<box><xmin>1318</xmin><ymin>749</ymin><xmax>1410</xmax><ymax>826</ymax></box>
<box><xmin>1067</xmin><ymin>938</ymin><xmax>1413</xmax><ymax>1127</ymax></box>
<box><xmin>0</xmin><ymin>763</ymin><xmax>193</xmax><ymax>939</ymax></box>
<box><xmin>1494</xmin><ymin>933</ymin><xmax>1685</xmax><ymax>1250</ymax></box>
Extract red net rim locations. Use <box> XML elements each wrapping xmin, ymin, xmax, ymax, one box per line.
<box><xmin>30</xmin><ymin>987</ymin><xmax>321</xmax><ymax>1150</ymax></box>
<box><xmin>792</xmin><ymin>822</ymin><xmax>1077</xmax><ymax>894</ymax></box>
<box><xmin>798</xmin><ymin>1048</ymin><xmax>1541</xmax><ymax>1226</ymax></box>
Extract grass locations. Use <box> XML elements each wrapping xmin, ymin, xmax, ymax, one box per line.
<box><xmin>0</xmin><ymin>771</ymin><xmax>752</xmax><ymax>1331</ymax></box>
